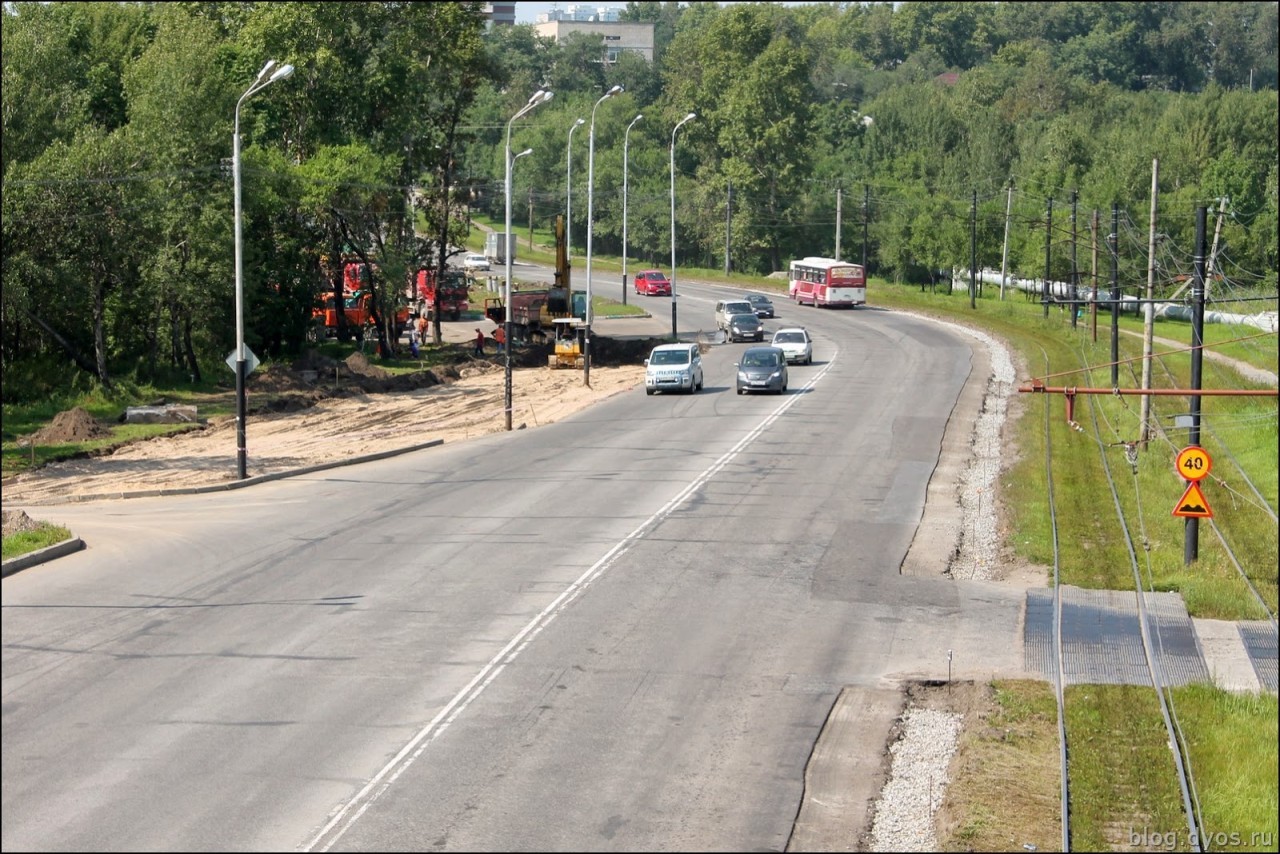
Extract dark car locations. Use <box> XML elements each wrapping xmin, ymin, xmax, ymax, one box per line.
<box><xmin>725</xmin><ymin>312</ymin><xmax>764</xmax><ymax>343</ymax></box>
<box><xmin>746</xmin><ymin>293</ymin><xmax>775</xmax><ymax>318</ymax></box>
<box><xmin>735</xmin><ymin>346</ymin><xmax>788</xmax><ymax>395</ymax></box>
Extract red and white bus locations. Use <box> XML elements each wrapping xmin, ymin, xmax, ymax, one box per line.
<box><xmin>788</xmin><ymin>257</ymin><xmax>866</xmax><ymax>307</ymax></box>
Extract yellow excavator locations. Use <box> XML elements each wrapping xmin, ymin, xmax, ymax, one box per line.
<box><xmin>547</xmin><ymin>215</ymin><xmax>587</xmax><ymax>368</ymax></box>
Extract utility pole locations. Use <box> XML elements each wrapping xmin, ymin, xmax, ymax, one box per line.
<box><xmin>835</xmin><ymin>186</ymin><xmax>843</xmax><ymax>262</ymax></box>
<box><xmin>1090</xmin><ymin>208</ymin><xmax>1099</xmax><ymax>342</ymax></box>
<box><xmin>1000</xmin><ymin>181</ymin><xmax>1013</xmax><ymax>300</ymax></box>
<box><xmin>1185</xmin><ymin>206</ymin><xmax>1207</xmax><ymax>565</ymax></box>
<box><xmin>1070</xmin><ymin>189</ymin><xmax>1079</xmax><ymax>328</ymax></box>
<box><xmin>1110</xmin><ymin>204</ymin><xmax>1120</xmax><ymax>388</ymax></box>
<box><xmin>527</xmin><ymin>185</ymin><xmax>534</xmax><ymax>249</ymax></box>
<box><xmin>969</xmin><ymin>188</ymin><xmax>977</xmax><ymax>309</ymax></box>
<box><xmin>724</xmin><ymin>180</ymin><xmax>732</xmax><ymax>275</ymax></box>
<box><xmin>862</xmin><ymin>184</ymin><xmax>869</xmax><ymax>270</ymax></box>
<box><xmin>1043</xmin><ymin>197</ymin><xmax>1053</xmax><ymax>318</ymax></box>
<box><xmin>1141</xmin><ymin>158</ymin><xmax>1159</xmax><ymax>447</ymax></box>
<box><xmin>1205</xmin><ymin>196</ymin><xmax>1227</xmax><ymax>300</ymax></box>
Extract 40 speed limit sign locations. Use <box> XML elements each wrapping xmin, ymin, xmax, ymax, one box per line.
<box><xmin>1175</xmin><ymin>445</ymin><xmax>1212</xmax><ymax>482</ymax></box>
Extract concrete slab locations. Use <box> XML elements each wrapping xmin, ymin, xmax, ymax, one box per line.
<box><xmin>789</xmin><ymin>685</ymin><xmax>906</xmax><ymax>852</ymax></box>
<box><xmin>1024</xmin><ymin>586</ymin><xmax>1211</xmax><ymax>686</ymax></box>
<box><xmin>1193</xmin><ymin>618</ymin><xmax>1262</xmax><ymax>693</ymax></box>
<box><xmin>1239</xmin><ymin>622</ymin><xmax>1279</xmax><ymax>692</ymax></box>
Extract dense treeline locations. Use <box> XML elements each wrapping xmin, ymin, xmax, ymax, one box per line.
<box><xmin>2</xmin><ymin>1</ymin><xmax>1276</xmax><ymax>401</ymax></box>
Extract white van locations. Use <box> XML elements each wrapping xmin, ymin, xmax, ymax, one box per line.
<box><xmin>644</xmin><ymin>342</ymin><xmax>704</xmax><ymax>395</ymax></box>
<box><xmin>715</xmin><ymin>299</ymin><xmax>755</xmax><ymax>332</ymax></box>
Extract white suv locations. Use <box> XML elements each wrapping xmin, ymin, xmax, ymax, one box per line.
<box><xmin>771</xmin><ymin>327</ymin><xmax>813</xmax><ymax>365</ymax></box>
<box><xmin>715</xmin><ymin>299</ymin><xmax>755</xmax><ymax>332</ymax></box>
<box><xmin>644</xmin><ymin>343</ymin><xmax>704</xmax><ymax>395</ymax></box>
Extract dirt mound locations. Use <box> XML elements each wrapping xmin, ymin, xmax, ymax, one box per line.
<box><xmin>251</xmin><ymin>363</ymin><xmax>320</xmax><ymax>394</ymax></box>
<box><xmin>589</xmin><ymin>336</ymin><xmax>671</xmax><ymax>366</ymax></box>
<box><xmin>345</xmin><ymin>351</ymin><xmax>390</xmax><ymax>378</ymax></box>
<box><xmin>28</xmin><ymin>408</ymin><xmax>110</xmax><ymax>444</ymax></box>
<box><xmin>2</xmin><ymin>509</ymin><xmax>43</xmax><ymax>536</ymax></box>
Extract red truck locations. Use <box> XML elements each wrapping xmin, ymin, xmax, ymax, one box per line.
<box><xmin>483</xmin><ymin>285</ymin><xmax>586</xmax><ymax>339</ymax></box>
<box><xmin>311</xmin><ymin>289</ymin><xmax>408</xmax><ymax>339</ymax></box>
<box><xmin>409</xmin><ymin>267</ymin><xmax>470</xmax><ymax>321</ymax></box>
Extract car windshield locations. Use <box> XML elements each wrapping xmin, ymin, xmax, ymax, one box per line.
<box><xmin>643</xmin><ymin>273</ymin><xmax>668</xmax><ymax>282</ymax></box>
<box><xmin>774</xmin><ymin>332</ymin><xmax>803</xmax><ymax>343</ymax></box>
<box><xmin>748</xmin><ymin>295</ymin><xmax>769</xmax><ymax>304</ymax></box>
<box><xmin>650</xmin><ymin>350</ymin><xmax>689</xmax><ymax>366</ymax></box>
<box><xmin>730</xmin><ymin>314</ymin><xmax>757</xmax><ymax>324</ymax></box>
<box><xmin>742</xmin><ymin>351</ymin><xmax>780</xmax><ymax>368</ymax></box>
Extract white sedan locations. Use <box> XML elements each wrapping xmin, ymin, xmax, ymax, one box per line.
<box><xmin>462</xmin><ymin>253</ymin><xmax>490</xmax><ymax>272</ymax></box>
<box><xmin>771</xmin><ymin>327</ymin><xmax>813</xmax><ymax>365</ymax></box>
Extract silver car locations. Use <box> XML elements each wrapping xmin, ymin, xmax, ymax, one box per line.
<box><xmin>771</xmin><ymin>327</ymin><xmax>813</xmax><ymax>365</ymax></box>
<box><xmin>736</xmin><ymin>346</ymin><xmax>788</xmax><ymax>395</ymax></box>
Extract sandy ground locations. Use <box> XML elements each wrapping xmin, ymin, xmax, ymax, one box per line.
<box><xmin>4</xmin><ymin>362</ymin><xmax>645</xmax><ymax>506</ymax></box>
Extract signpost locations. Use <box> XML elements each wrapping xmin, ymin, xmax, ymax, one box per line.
<box><xmin>1172</xmin><ymin>445</ymin><xmax>1213</xmax><ymax>519</ymax></box>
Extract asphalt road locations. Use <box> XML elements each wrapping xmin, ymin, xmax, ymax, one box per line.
<box><xmin>2</xmin><ymin>273</ymin><xmax>1029</xmax><ymax>851</ymax></box>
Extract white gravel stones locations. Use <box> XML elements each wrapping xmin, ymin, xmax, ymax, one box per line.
<box><xmin>931</xmin><ymin>320</ymin><xmax>1017</xmax><ymax>581</ymax></box>
<box><xmin>868</xmin><ymin>706</ymin><xmax>964</xmax><ymax>852</ymax></box>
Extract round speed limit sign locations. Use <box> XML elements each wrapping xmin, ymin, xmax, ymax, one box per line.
<box><xmin>1176</xmin><ymin>445</ymin><xmax>1212</xmax><ymax>482</ymax></box>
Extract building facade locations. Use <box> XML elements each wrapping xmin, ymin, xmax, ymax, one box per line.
<box><xmin>532</xmin><ymin>19</ymin><xmax>655</xmax><ymax>62</ymax></box>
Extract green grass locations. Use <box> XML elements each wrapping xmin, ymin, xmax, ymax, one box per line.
<box><xmin>2</xmin><ymin>523</ymin><xmax>73</xmax><ymax>561</ymax></box>
<box><xmin>938</xmin><ymin>680</ymin><xmax>1062</xmax><ymax>852</ymax></box>
<box><xmin>1064</xmin><ymin>685</ymin><xmax>1192</xmax><ymax>851</ymax></box>
<box><xmin>1171</xmin><ymin>684</ymin><xmax>1279</xmax><ymax>852</ymax></box>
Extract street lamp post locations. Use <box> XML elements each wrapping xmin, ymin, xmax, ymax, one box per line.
<box><xmin>504</xmin><ymin>89</ymin><xmax>554</xmax><ymax>432</ymax></box>
<box><xmin>232</xmin><ymin>59</ymin><xmax>293</xmax><ymax>480</ymax></box>
<box><xmin>566</xmin><ymin>118</ymin><xmax>585</xmax><ymax>266</ymax></box>
<box><xmin>669</xmin><ymin>112</ymin><xmax>696</xmax><ymax>340</ymax></box>
<box><xmin>584</xmin><ymin>84</ymin><xmax>624</xmax><ymax>387</ymax></box>
<box><xmin>622</xmin><ymin>113</ymin><xmax>643</xmax><ymax>307</ymax></box>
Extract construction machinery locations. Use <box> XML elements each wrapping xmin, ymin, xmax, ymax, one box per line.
<box><xmin>482</xmin><ymin>215</ymin><xmax>584</xmax><ymax>343</ymax></box>
<box><xmin>549</xmin><ymin>317</ymin><xmax>586</xmax><ymax>369</ymax></box>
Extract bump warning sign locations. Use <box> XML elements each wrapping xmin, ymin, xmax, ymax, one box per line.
<box><xmin>1173</xmin><ymin>481</ymin><xmax>1213</xmax><ymax>519</ymax></box>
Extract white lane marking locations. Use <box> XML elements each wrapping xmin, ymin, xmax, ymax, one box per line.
<box><xmin>304</xmin><ymin>355</ymin><xmax>838</xmax><ymax>852</ymax></box>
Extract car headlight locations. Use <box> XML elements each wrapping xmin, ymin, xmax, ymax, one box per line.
<box><xmin>737</xmin><ymin>371</ymin><xmax>749</xmax><ymax>380</ymax></box>
<box><xmin>771</xmin><ymin>370</ymin><xmax>783</xmax><ymax>379</ymax></box>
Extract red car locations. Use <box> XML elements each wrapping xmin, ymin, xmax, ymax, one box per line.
<box><xmin>633</xmin><ymin>269</ymin><xmax>672</xmax><ymax>296</ymax></box>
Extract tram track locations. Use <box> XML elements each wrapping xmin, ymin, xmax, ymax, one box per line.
<box><xmin>1042</xmin><ymin>339</ymin><xmax>1211</xmax><ymax>852</ymax></box>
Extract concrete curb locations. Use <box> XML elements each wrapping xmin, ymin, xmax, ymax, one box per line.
<box><xmin>2</xmin><ymin>537</ymin><xmax>85</xmax><ymax>576</ymax></box>
<box><xmin>2</xmin><ymin>439</ymin><xmax>445</xmax><ymax>575</ymax></box>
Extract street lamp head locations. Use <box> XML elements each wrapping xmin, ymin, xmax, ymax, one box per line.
<box><xmin>605</xmin><ymin>84</ymin><xmax>624</xmax><ymax>98</ymax></box>
<box><xmin>254</xmin><ymin>60</ymin><xmax>277</xmax><ymax>83</ymax></box>
<box><xmin>514</xmin><ymin>147</ymin><xmax>533</xmax><ymax>160</ymax></box>
<box><xmin>573</xmin><ymin>118</ymin><xmax>585</xmax><ymax>127</ymax></box>
<box><xmin>269</xmin><ymin>64</ymin><xmax>294</xmax><ymax>83</ymax></box>
<box><xmin>682</xmin><ymin>112</ymin><xmax>697</xmax><ymax>123</ymax></box>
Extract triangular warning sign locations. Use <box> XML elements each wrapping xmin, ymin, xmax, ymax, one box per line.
<box><xmin>1173</xmin><ymin>481</ymin><xmax>1213</xmax><ymax>518</ymax></box>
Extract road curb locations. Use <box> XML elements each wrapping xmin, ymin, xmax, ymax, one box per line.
<box><xmin>2</xmin><ymin>536</ymin><xmax>85</xmax><ymax>576</ymax></box>
<box><xmin>2</xmin><ymin>439</ymin><xmax>446</xmax><ymax>575</ymax></box>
